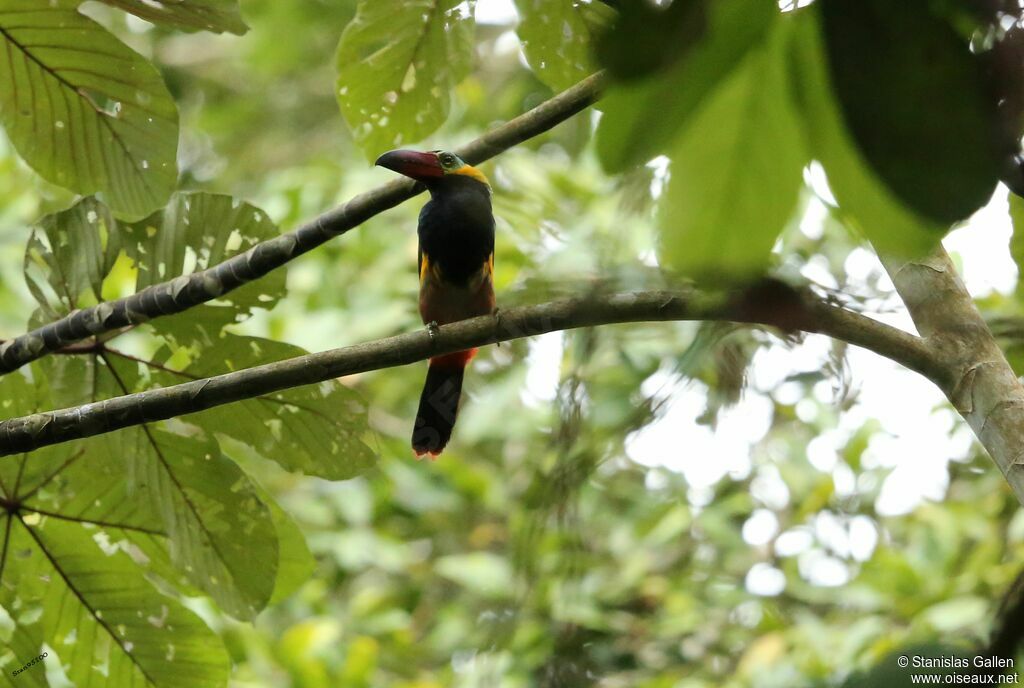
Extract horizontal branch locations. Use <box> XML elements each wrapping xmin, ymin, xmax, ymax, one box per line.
<box><xmin>0</xmin><ymin>288</ymin><xmax>938</xmax><ymax>456</ymax></box>
<box><xmin>0</xmin><ymin>72</ymin><xmax>608</xmax><ymax>375</ymax></box>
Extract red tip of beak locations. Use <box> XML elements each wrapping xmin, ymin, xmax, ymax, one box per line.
<box><xmin>375</xmin><ymin>149</ymin><xmax>443</xmax><ymax>181</ymax></box>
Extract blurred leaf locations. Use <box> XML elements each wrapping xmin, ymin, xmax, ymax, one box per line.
<box><xmin>789</xmin><ymin>8</ymin><xmax>941</xmax><ymax>257</ymax></box>
<box><xmin>99</xmin><ymin>0</ymin><xmax>249</xmax><ymax>35</ymax></box>
<box><xmin>514</xmin><ymin>0</ymin><xmax>596</xmax><ymax>91</ymax></box>
<box><xmin>1010</xmin><ymin>194</ymin><xmax>1024</xmax><ymax>295</ymax></box>
<box><xmin>658</xmin><ymin>21</ymin><xmax>805</xmax><ymax>279</ymax></box>
<box><xmin>842</xmin><ymin>643</ymin><xmax>975</xmax><ymax>688</ymax></box>
<box><xmin>0</xmin><ymin>0</ymin><xmax>178</xmax><ymax>219</ymax></box>
<box><xmin>434</xmin><ymin>552</ymin><xmax>514</xmax><ymax>598</ymax></box>
<box><xmin>822</xmin><ymin>0</ymin><xmax>1004</xmax><ymax>225</ymax></box>
<box><xmin>595</xmin><ymin>0</ymin><xmax>776</xmax><ymax>172</ymax></box>
<box><xmin>596</xmin><ymin>0</ymin><xmax>706</xmax><ymax>80</ymax></box>
<box><xmin>0</xmin><ymin>517</ymin><xmax>229</xmax><ymax>687</ymax></box>
<box><xmin>335</xmin><ymin>0</ymin><xmax>474</xmax><ymax>160</ymax></box>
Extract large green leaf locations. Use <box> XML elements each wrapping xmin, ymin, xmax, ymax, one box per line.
<box><xmin>513</xmin><ymin>0</ymin><xmax>597</xmax><ymax>91</ymax></box>
<box><xmin>595</xmin><ymin>0</ymin><xmax>776</xmax><ymax>173</ymax></box>
<box><xmin>126</xmin><ymin>192</ymin><xmax>287</xmax><ymax>344</ymax></box>
<box><xmin>168</xmin><ymin>335</ymin><xmax>377</xmax><ymax>481</ymax></box>
<box><xmin>108</xmin><ymin>424</ymin><xmax>278</xmax><ymax>620</ymax></box>
<box><xmin>0</xmin><ymin>517</ymin><xmax>229</xmax><ymax>687</ymax></box>
<box><xmin>0</xmin><ymin>0</ymin><xmax>179</xmax><ymax>220</ymax></box>
<box><xmin>789</xmin><ymin>8</ymin><xmax>942</xmax><ymax>257</ymax></box>
<box><xmin>595</xmin><ymin>0</ymin><xmax>705</xmax><ymax>81</ymax></box>
<box><xmin>658</xmin><ymin>20</ymin><xmax>805</xmax><ymax>280</ymax></box>
<box><xmin>28</xmin><ymin>354</ymin><xmax>278</xmax><ymax>621</ymax></box>
<box><xmin>25</xmin><ymin>193</ymin><xmax>285</xmax><ymax>344</ymax></box>
<box><xmin>335</xmin><ymin>0</ymin><xmax>474</xmax><ymax>159</ymax></box>
<box><xmin>98</xmin><ymin>0</ymin><xmax>248</xmax><ymax>35</ymax></box>
<box><xmin>822</xmin><ymin>0</ymin><xmax>1004</xmax><ymax>225</ymax></box>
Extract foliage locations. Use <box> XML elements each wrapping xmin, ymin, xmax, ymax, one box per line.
<box><xmin>0</xmin><ymin>0</ymin><xmax>1022</xmax><ymax>686</ymax></box>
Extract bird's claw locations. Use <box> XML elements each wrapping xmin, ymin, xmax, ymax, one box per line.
<box><xmin>426</xmin><ymin>320</ymin><xmax>440</xmax><ymax>341</ymax></box>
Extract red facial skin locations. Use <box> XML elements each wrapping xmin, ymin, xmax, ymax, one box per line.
<box><xmin>374</xmin><ymin>150</ymin><xmax>443</xmax><ymax>181</ymax></box>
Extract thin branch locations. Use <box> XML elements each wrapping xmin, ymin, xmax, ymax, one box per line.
<box><xmin>0</xmin><ymin>72</ymin><xmax>608</xmax><ymax>375</ymax></box>
<box><xmin>0</xmin><ymin>288</ymin><xmax>938</xmax><ymax>456</ymax></box>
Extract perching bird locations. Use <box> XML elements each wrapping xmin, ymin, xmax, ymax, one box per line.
<box><xmin>375</xmin><ymin>149</ymin><xmax>495</xmax><ymax>458</ymax></box>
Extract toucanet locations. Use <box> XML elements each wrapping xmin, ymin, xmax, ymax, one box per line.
<box><xmin>375</xmin><ymin>149</ymin><xmax>496</xmax><ymax>458</ymax></box>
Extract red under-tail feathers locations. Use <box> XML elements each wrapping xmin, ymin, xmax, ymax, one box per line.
<box><xmin>412</xmin><ymin>349</ymin><xmax>477</xmax><ymax>458</ymax></box>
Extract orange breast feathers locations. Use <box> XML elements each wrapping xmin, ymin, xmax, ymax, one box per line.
<box><xmin>418</xmin><ymin>251</ymin><xmax>495</xmax><ymax>327</ymax></box>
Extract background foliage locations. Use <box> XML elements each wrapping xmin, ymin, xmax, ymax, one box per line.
<box><xmin>0</xmin><ymin>0</ymin><xmax>1023</xmax><ymax>686</ymax></box>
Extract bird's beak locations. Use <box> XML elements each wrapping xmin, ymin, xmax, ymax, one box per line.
<box><xmin>374</xmin><ymin>149</ymin><xmax>443</xmax><ymax>181</ymax></box>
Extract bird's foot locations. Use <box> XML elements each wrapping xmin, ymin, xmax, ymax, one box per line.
<box><xmin>426</xmin><ymin>320</ymin><xmax>440</xmax><ymax>341</ymax></box>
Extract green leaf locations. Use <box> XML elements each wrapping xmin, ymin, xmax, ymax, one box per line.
<box><xmin>842</xmin><ymin>644</ymin><xmax>975</xmax><ymax>688</ymax></box>
<box><xmin>108</xmin><ymin>426</ymin><xmax>278</xmax><ymax>620</ymax></box>
<box><xmin>789</xmin><ymin>8</ymin><xmax>942</xmax><ymax>257</ymax></box>
<box><xmin>1011</xmin><ymin>194</ymin><xmax>1024</xmax><ymax>295</ymax></box>
<box><xmin>24</xmin><ymin>193</ymin><xmax>283</xmax><ymax>344</ymax></box>
<box><xmin>0</xmin><ymin>0</ymin><xmax>179</xmax><ymax>219</ymax></box>
<box><xmin>658</xmin><ymin>21</ymin><xmax>805</xmax><ymax>280</ymax></box>
<box><xmin>23</xmin><ymin>197</ymin><xmax>121</xmax><ymax>319</ymax></box>
<box><xmin>595</xmin><ymin>0</ymin><xmax>706</xmax><ymax>81</ymax></box>
<box><xmin>821</xmin><ymin>0</ymin><xmax>1004</xmax><ymax>225</ymax></box>
<box><xmin>98</xmin><ymin>0</ymin><xmax>248</xmax><ymax>35</ymax></box>
<box><xmin>595</xmin><ymin>0</ymin><xmax>776</xmax><ymax>173</ymax></box>
<box><xmin>434</xmin><ymin>552</ymin><xmax>514</xmax><ymax>599</ymax></box>
<box><xmin>0</xmin><ymin>517</ymin><xmax>229</xmax><ymax>687</ymax></box>
<box><xmin>335</xmin><ymin>0</ymin><xmax>474</xmax><ymax>160</ymax></box>
<box><xmin>125</xmin><ymin>192</ymin><xmax>287</xmax><ymax>343</ymax></box>
<box><xmin>267</xmin><ymin>498</ymin><xmax>315</xmax><ymax>605</ymax></box>
<box><xmin>50</xmin><ymin>345</ymin><xmax>283</xmax><ymax>621</ymax></box>
<box><xmin>174</xmin><ymin>335</ymin><xmax>377</xmax><ymax>481</ymax></box>
<box><xmin>513</xmin><ymin>0</ymin><xmax>596</xmax><ymax>91</ymax></box>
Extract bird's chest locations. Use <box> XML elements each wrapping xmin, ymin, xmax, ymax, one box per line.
<box><xmin>417</xmin><ymin>196</ymin><xmax>494</xmax><ymax>286</ymax></box>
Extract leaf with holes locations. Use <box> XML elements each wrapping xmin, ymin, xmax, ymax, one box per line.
<box><xmin>0</xmin><ymin>0</ymin><xmax>179</xmax><ymax>219</ymax></box>
<box><xmin>98</xmin><ymin>0</ymin><xmax>248</xmax><ymax>35</ymax></box>
<box><xmin>514</xmin><ymin>0</ymin><xmax>597</xmax><ymax>91</ymax></box>
<box><xmin>156</xmin><ymin>335</ymin><xmax>377</xmax><ymax>481</ymax></box>
<box><xmin>124</xmin><ymin>192</ymin><xmax>287</xmax><ymax>345</ymax></box>
<box><xmin>24</xmin><ymin>193</ymin><xmax>284</xmax><ymax>349</ymax></box>
<box><xmin>106</xmin><ymin>422</ymin><xmax>279</xmax><ymax>620</ymax></box>
<box><xmin>0</xmin><ymin>517</ymin><xmax>229</xmax><ymax>687</ymax></box>
<box><xmin>23</xmin><ymin>197</ymin><xmax>122</xmax><ymax>320</ymax></box>
<box><xmin>26</xmin><ymin>354</ymin><xmax>278</xmax><ymax>620</ymax></box>
<box><xmin>335</xmin><ymin>0</ymin><xmax>474</xmax><ymax>160</ymax></box>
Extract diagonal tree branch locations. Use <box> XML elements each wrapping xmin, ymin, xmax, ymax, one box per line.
<box><xmin>0</xmin><ymin>287</ymin><xmax>939</xmax><ymax>456</ymax></box>
<box><xmin>882</xmin><ymin>246</ymin><xmax>1024</xmax><ymax>503</ymax></box>
<box><xmin>0</xmin><ymin>72</ymin><xmax>608</xmax><ymax>375</ymax></box>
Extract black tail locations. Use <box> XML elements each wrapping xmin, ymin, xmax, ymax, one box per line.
<box><xmin>412</xmin><ymin>361</ymin><xmax>465</xmax><ymax>457</ymax></box>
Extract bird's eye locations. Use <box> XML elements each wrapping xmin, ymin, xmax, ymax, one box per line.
<box><xmin>439</xmin><ymin>153</ymin><xmax>455</xmax><ymax>167</ymax></box>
